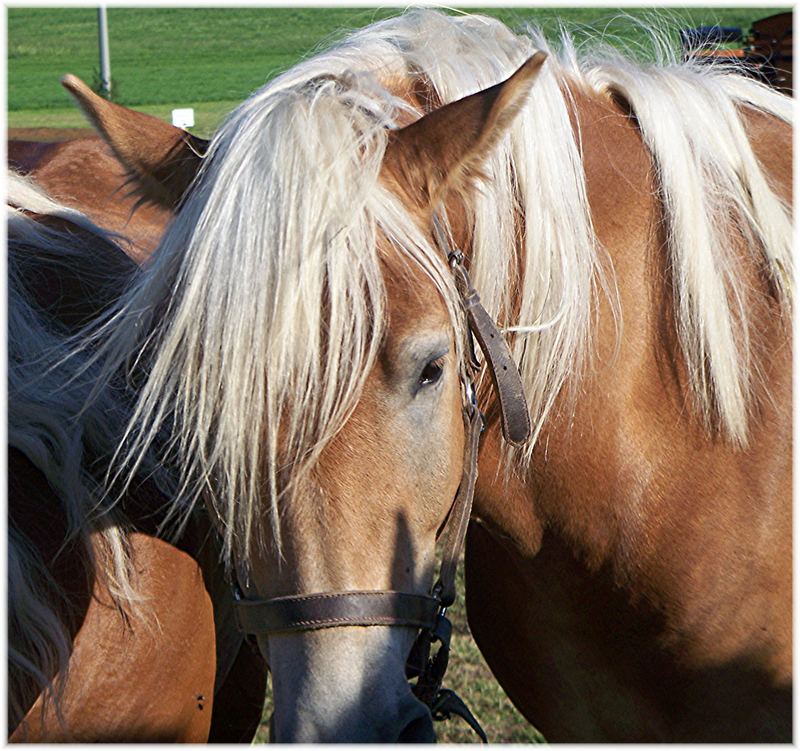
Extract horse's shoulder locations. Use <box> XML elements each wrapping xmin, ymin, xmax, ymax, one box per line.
<box><xmin>11</xmin><ymin>530</ymin><xmax>217</xmax><ymax>742</ymax></box>
<box><xmin>10</xmin><ymin>445</ymin><xmax>217</xmax><ymax>742</ymax></box>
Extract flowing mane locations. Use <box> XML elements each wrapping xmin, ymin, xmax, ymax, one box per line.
<box><xmin>79</xmin><ymin>10</ymin><xmax>792</xmax><ymax>570</ymax></box>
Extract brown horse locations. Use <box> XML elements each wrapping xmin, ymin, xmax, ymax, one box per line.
<box><xmin>8</xmin><ymin>133</ymin><xmax>172</xmax><ymax>263</ymax></box>
<box><xmin>15</xmin><ymin>9</ymin><xmax>791</xmax><ymax>742</ymax></box>
<box><xmin>8</xmin><ymin>173</ymin><xmax>269</xmax><ymax>741</ymax></box>
<box><xmin>457</xmin><ymin>22</ymin><xmax>791</xmax><ymax>744</ymax></box>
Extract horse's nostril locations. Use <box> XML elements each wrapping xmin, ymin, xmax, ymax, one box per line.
<box><xmin>397</xmin><ymin>712</ymin><xmax>436</xmax><ymax>743</ymax></box>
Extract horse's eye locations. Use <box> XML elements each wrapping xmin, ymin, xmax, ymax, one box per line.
<box><xmin>419</xmin><ymin>357</ymin><xmax>445</xmax><ymax>388</ymax></box>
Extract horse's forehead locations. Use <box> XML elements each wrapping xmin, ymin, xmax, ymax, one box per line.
<box><xmin>381</xmin><ymin>250</ymin><xmax>451</xmax><ymax>346</ymax></box>
<box><xmin>374</xmin><ymin>173</ymin><xmax>452</xmax><ymax>350</ymax></box>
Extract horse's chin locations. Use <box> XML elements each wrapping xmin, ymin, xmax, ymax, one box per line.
<box><xmin>264</xmin><ymin>625</ymin><xmax>436</xmax><ymax>742</ymax></box>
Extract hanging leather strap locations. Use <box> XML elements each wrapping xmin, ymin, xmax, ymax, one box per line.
<box><xmin>433</xmin><ymin>215</ymin><xmax>532</xmax><ymax>446</ymax></box>
<box><xmin>431</xmin><ymin>398</ymin><xmax>483</xmax><ymax>607</ymax></box>
<box><xmin>452</xmin><ymin>262</ymin><xmax>531</xmax><ymax>445</ymax></box>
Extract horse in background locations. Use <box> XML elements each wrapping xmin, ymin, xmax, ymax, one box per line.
<box><xmin>8</xmin><ymin>132</ymin><xmax>174</xmax><ymax>262</ymax></box>
<box><xmin>7</xmin><ymin>173</ymin><xmax>267</xmax><ymax>741</ymax></box>
<box><xmin>13</xmin><ymin>8</ymin><xmax>792</xmax><ymax>741</ymax></box>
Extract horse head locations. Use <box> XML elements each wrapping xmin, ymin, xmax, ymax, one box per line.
<box><xmin>61</xmin><ymin>54</ymin><xmax>544</xmax><ymax>741</ymax></box>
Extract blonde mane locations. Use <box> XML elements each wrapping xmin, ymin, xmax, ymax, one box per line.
<box><xmin>81</xmin><ymin>11</ymin><xmax>791</xmax><ymax>573</ymax></box>
<box><xmin>84</xmin><ymin>54</ymin><xmax>466</xmax><ymax>569</ymax></box>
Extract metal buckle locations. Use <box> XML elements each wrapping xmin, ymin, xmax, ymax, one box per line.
<box><xmin>463</xmin><ymin>382</ymin><xmax>486</xmax><ymax>435</ymax></box>
<box><xmin>448</xmin><ymin>247</ymin><xmax>465</xmax><ymax>268</ymax></box>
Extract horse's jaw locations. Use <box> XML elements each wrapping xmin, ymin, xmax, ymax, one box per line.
<box><xmin>263</xmin><ymin>625</ymin><xmax>435</xmax><ymax>742</ymax></box>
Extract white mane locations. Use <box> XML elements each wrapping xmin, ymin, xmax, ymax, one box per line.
<box><xmin>81</xmin><ymin>10</ymin><xmax>791</xmax><ymax>570</ymax></box>
<box><xmin>85</xmin><ymin>50</ymin><xmax>466</xmax><ymax>568</ymax></box>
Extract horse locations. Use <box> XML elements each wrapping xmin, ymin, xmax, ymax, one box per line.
<box><xmin>8</xmin><ymin>172</ymin><xmax>269</xmax><ymax>741</ymax></box>
<box><xmin>8</xmin><ymin>132</ymin><xmax>172</xmax><ymax>262</ymax></box>
<box><xmin>15</xmin><ymin>8</ymin><xmax>792</xmax><ymax>741</ymax></box>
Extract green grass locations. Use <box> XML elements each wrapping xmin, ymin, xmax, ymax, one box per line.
<box><xmin>8</xmin><ymin>8</ymin><xmax>400</xmax><ymax>111</ymax></box>
<box><xmin>434</xmin><ymin>562</ymin><xmax>547</xmax><ymax>743</ymax></box>
<box><xmin>8</xmin><ymin>7</ymin><xmax>786</xmax><ymax>135</ymax></box>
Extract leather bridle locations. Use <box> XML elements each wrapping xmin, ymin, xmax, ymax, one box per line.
<box><xmin>230</xmin><ymin>211</ymin><xmax>531</xmax><ymax>741</ymax></box>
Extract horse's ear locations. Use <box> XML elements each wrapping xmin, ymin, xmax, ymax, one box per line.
<box><xmin>61</xmin><ymin>74</ymin><xmax>208</xmax><ymax>209</ymax></box>
<box><xmin>384</xmin><ymin>52</ymin><xmax>546</xmax><ymax>207</ymax></box>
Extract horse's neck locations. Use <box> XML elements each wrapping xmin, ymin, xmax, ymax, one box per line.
<box><xmin>475</xmin><ymin>84</ymin><xmax>792</xmax><ymax>676</ymax></box>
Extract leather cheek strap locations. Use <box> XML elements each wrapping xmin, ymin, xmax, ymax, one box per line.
<box><xmin>449</xmin><ymin>262</ymin><xmax>532</xmax><ymax>446</ymax></box>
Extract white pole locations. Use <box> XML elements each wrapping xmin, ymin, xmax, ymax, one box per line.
<box><xmin>97</xmin><ymin>7</ymin><xmax>111</xmax><ymax>97</ymax></box>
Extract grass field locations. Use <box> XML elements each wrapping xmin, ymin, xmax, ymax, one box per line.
<box><xmin>8</xmin><ymin>7</ymin><xmax>782</xmax><ymax>136</ymax></box>
<box><xmin>6</xmin><ymin>6</ymin><xmax>787</xmax><ymax>743</ymax></box>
